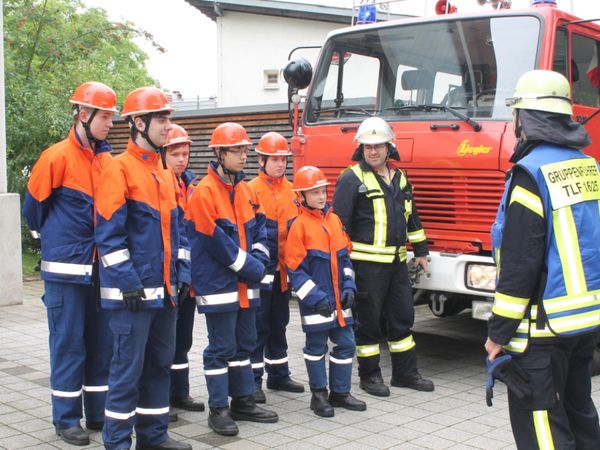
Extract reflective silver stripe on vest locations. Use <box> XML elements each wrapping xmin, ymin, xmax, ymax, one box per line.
<box><xmin>178</xmin><ymin>248</ymin><xmax>191</xmax><ymax>261</ymax></box>
<box><xmin>229</xmin><ymin>249</ymin><xmax>247</xmax><ymax>272</ymax></box>
<box><xmin>261</xmin><ymin>274</ymin><xmax>275</xmax><ymax>285</ymax></box>
<box><xmin>296</xmin><ymin>279</ymin><xmax>316</xmax><ymax>300</ymax></box>
<box><xmin>196</xmin><ymin>289</ymin><xmax>260</xmax><ymax>306</ymax></box>
<box><xmin>101</xmin><ymin>249</ymin><xmax>131</xmax><ymax>268</ymax></box>
<box><xmin>252</xmin><ymin>242</ymin><xmax>270</xmax><ymax>258</ymax></box>
<box><xmin>41</xmin><ymin>260</ymin><xmax>93</xmax><ymax>276</ymax></box>
<box><xmin>100</xmin><ymin>287</ymin><xmax>165</xmax><ymax>301</ymax></box>
<box><xmin>136</xmin><ymin>406</ymin><xmax>169</xmax><ymax>415</ymax></box>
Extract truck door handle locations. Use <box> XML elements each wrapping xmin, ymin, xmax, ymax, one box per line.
<box><xmin>430</xmin><ymin>124</ymin><xmax>460</xmax><ymax>130</ymax></box>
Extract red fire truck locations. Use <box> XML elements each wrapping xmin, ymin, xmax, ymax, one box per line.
<box><xmin>283</xmin><ymin>1</ymin><xmax>600</xmax><ymax>325</ymax></box>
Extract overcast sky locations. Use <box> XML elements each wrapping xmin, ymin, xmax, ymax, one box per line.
<box><xmin>81</xmin><ymin>0</ymin><xmax>600</xmax><ymax>99</ymax></box>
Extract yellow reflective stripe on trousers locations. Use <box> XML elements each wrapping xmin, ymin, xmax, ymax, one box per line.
<box><xmin>553</xmin><ymin>207</ymin><xmax>586</xmax><ymax>295</ymax></box>
<box><xmin>356</xmin><ymin>344</ymin><xmax>380</xmax><ymax>358</ymax></box>
<box><xmin>510</xmin><ymin>186</ymin><xmax>544</xmax><ymax>218</ymax></box>
<box><xmin>492</xmin><ymin>292</ymin><xmax>529</xmax><ymax>319</ymax></box>
<box><xmin>388</xmin><ymin>335</ymin><xmax>415</xmax><ymax>353</ymax></box>
<box><xmin>533</xmin><ymin>410</ymin><xmax>555</xmax><ymax>450</ymax></box>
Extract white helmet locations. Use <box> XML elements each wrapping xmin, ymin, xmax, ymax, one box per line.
<box><xmin>355</xmin><ymin>117</ymin><xmax>395</xmax><ymax>145</ymax></box>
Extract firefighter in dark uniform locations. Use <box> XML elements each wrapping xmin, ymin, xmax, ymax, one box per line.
<box><xmin>333</xmin><ymin>117</ymin><xmax>434</xmax><ymax>397</ymax></box>
<box><xmin>486</xmin><ymin>69</ymin><xmax>600</xmax><ymax>450</ymax></box>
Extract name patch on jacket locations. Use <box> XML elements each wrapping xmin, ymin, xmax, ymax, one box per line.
<box><xmin>541</xmin><ymin>158</ymin><xmax>600</xmax><ymax>209</ymax></box>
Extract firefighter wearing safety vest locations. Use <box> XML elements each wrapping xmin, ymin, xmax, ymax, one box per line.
<box><xmin>285</xmin><ymin>166</ymin><xmax>366</xmax><ymax>417</ymax></box>
<box><xmin>186</xmin><ymin>122</ymin><xmax>278</xmax><ymax>437</ymax></box>
<box><xmin>164</xmin><ymin>124</ymin><xmax>205</xmax><ymax>415</ymax></box>
<box><xmin>485</xmin><ymin>70</ymin><xmax>600</xmax><ymax>450</ymax></box>
<box><xmin>333</xmin><ymin>117</ymin><xmax>434</xmax><ymax>397</ymax></box>
<box><xmin>248</xmin><ymin>132</ymin><xmax>305</xmax><ymax>404</ymax></box>
<box><xmin>22</xmin><ymin>81</ymin><xmax>117</xmax><ymax>446</ymax></box>
<box><xmin>95</xmin><ymin>87</ymin><xmax>192</xmax><ymax>450</ymax></box>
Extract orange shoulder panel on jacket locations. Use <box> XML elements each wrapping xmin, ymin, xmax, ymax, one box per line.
<box><xmin>27</xmin><ymin>141</ymin><xmax>69</xmax><ymax>202</ymax></box>
<box><xmin>285</xmin><ymin>216</ymin><xmax>308</xmax><ymax>271</ymax></box>
<box><xmin>95</xmin><ymin>156</ymin><xmax>129</xmax><ymax>221</ymax></box>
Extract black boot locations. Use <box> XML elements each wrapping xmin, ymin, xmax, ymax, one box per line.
<box><xmin>391</xmin><ymin>373</ymin><xmax>434</xmax><ymax>392</ymax></box>
<box><xmin>328</xmin><ymin>391</ymin><xmax>367</xmax><ymax>411</ymax></box>
<box><xmin>170</xmin><ymin>395</ymin><xmax>205</xmax><ymax>412</ymax></box>
<box><xmin>230</xmin><ymin>395</ymin><xmax>278</xmax><ymax>423</ymax></box>
<box><xmin>55</xmin><ymin>425</ymin><xmax>90</xmax><ymax>446</ymax></box>
<box><xmin>253</xmin><ymin>388</ymin><xmax>266</xmax><ymax>404</ymax></box>
<box><xmin>137</xmin><ymin>436</ymin><xmax>192</xmax><ymax>450</ymax></box>
<box><xmin>266</xmin><ymin>378</ymin><xmax>305</xmax><ymax>393</ymax></box>
<box><xmin>310</xmin><ymin>389</ymin><xmax>334</xmax><ymax>417</ymax></box>
<box><xmin>359</xmin><ymin>373</ymin><xmax>390</xmax><ymax>397</ymax></box>
<box><xmin>208</xmin><ymin>407</ymin><xmax>239</xmax><ymax>436</ymax></box>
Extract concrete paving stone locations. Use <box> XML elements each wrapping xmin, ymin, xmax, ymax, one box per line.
<box><xmin>169</xmin><ymin>422</ymin><xmax>210</xmax><ymax>438</ymax></box>
<box><xmin>303</xmin><ymin>431</ymin><xmax>349</xmax><ymax>448</ymax></box>
<box><xmin>8</xmin><ymin>418</ymin><xmax>53</xmax><ymax>434</ymax></box>
<box><xmin>357</xmin><ymin>431</ymin><xmax>412</xmax><ymax>448</ymax></box>
<box><xmin>190</xmin><ymin>431</ymin><xmax>241</xmax><ymax>447</ymax></box>
<box><xmin>431</xmin><ymin>426</ymin><xmax>478</xmax><ymax>443</ymax></box>
<box><xmin>378</xmin><ymin>412</ymin><xmax>418</xmax><ymax>427</ymax></box>
<box><xmin>328</xmin><ymin>424</ymin><xmax>374</xmax><ymax>440</ymax></box>
<box><xmin>388</xmin><ymin>443</ymin><xmax>430</xmax><ymax>450</ymax></box>
<box><xmin>278</xmin><ymin>441</ymin><xmax>326</xmax><ymax>450</ymax></box>
<box><xmin>423</xmin><ymin>413</ymin><xmax>468</xmax><ymax>427</ymax></box>
<box><xmin>276</xmin><ymin>424</ymin><xmax>321</xmax><ymax>440</ymax></box>
<box><xmin>409</xmin><ymin>433</ymin><xmax>458</xmax><ymax>449</ymax></box>
<box><xmin>451</xmin><ymin>420</ymin><xmax>495</xmax><ymax>436</ymax></box>
<box><xmin>403</xmin><ymin>419</ymin><xmax>452</xmax><ymax>434</ymax></box>
<box><xmin>221</xmin><ymin>439</ymin><xmax>267</xmax><ymax>450</ymax></box>
<box><xmin>0</xmin><ymin>425</ymin><xmax>21</xmax><ymax>439</ymax></box>
<box><xmin>0</xmin><ymin>362</ymin><xmax>19</xmax><ymax>370</ymax></box>
<box><xmin>247</xmin><ymin>430</ymin><xmax>297</xmax><ymax>447</ymax></box>
<box><xmin>6</xmin><ymin>398</ymin><xmax>48</xmax><ymax>412</ymax></box>
<box><xmin>464</xmin><ymin>435</ymin><xmax>515</xmax><ymax>450</ymax></box>
<box><xmin>445</xmin><ymin>445</ymin><xmax>487</xmax><ymax>450</ymax></box>
<box><xmin>331</xmin><ymin>442</ymin><xmax>380</xmax><ymax>450</ymax></box>
<box><xmin>277</xmin><ymin>411</ymin><xmax>316</xmax><ymax>426</ymax></box>
<box><xmin>0</xmin><ymin>433</ymin><xmax>43</xmax><ymax>449</ymax></box>
<box><xmin>0</xmin><ymin>411</ymin><xmax>36</xmax><ymax>425</ymax></box>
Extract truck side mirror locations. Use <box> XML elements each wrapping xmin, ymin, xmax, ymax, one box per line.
<box><xmin>283</xmin><ymin>58</ymin><xmax>313</xmax><ymax>91</ymax></box>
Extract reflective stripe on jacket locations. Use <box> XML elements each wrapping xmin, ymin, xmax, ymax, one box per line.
<box><xmin>95</xmin><ymin>140</ymin><xmax>190</xmax><ymax>309</ymax></box>
<box><xmin>186</xmin><ymin>162</ymin><xmax>269</xmax><ymax>313</ymax></box>
<box><xmin>248</xmin><ymin>171</ymin><xmax>299</xmax><ymax>291</ymax></box>
<box><xmin>23</xmin><ymin>128</ymin><xmax>112</xmax><ymax>284</ymax></box>
<box><xmin>285</xmin><ymin>204</ymin><xmax>356</xmax><ymax>333</ymax></box>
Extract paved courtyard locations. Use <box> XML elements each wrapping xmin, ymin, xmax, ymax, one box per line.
<box><xmin>1</xmin><ymin>279</ymin><xmax>600</xmax><ymax>449</ymax></box>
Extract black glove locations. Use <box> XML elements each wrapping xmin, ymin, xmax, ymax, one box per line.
<box><xmin>315</xmin><ymin>300</ymin><xmax>333</xmax><ymax>318</ymax></box>
<box><xmin>122</xmin><ymin>289</ymin><xmax>145</xmax><ymax>311</ymax></box>
<box><xmin>341</xmin><ymin>289</ymin><xmax>355</xmax><ymax>309</ymax></box>
<box><xmin>177</xmin><ymin>283</ymin><xmax>190</xmax><ymax>304</ymax></box>
<box><xmin>95</xmin><ymin>140</ymin><xmax>113</xmax><ymax>154</ymax></box>
<box><xmin>485</xmin><ymin>355</ymin><xmax>532</xmax><ymax>406</ymax></box>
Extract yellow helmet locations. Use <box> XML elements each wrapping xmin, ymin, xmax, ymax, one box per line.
<box><xmin>355</xmin><ymin>117</ymin><xmax>395</xmax><ymax>145</ymax></box>
<box><xmin>505</xmin><ymin>70</ymin><xmax>572</xmax><ymax>115</ymax></box>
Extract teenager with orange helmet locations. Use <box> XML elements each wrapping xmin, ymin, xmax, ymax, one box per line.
<box><xmin>163</xmin><ymin>124</ymin><xmax>205</xmax><ymax>414</ymax></box>
<box><xmin>187</xmin><ymin>122</ymin><xmax>278</xmax><ymax>436</ymax></box>
<box><xmin>285</xmin><ymin>166</ymin><xmax>366</xmax><ymax>418</ymax></box>
<box><xmin>248</xmin><ymin>132</ymin><xmax>304</xmax><ymax>403</ymax></box>
<box><xmin>22</xmin><ymin>81</ymin><xmax>117</xmax><ymax>446</ymax></box>
<box><xmin>95</xmin><ymin>87</ymin><xmax>192</xmax><ymax>450</ymax></box>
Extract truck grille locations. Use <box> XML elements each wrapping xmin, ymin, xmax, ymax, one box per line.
<box><xmin>406</xmin><ymin>169</ymin><xmax>505</xmax><ymax>234</ymax></box>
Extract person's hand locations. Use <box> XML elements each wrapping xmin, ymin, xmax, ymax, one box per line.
<box><xmin>484</xmin><ymin>337</ymin><xmax>504</xmax><ymax>363</ymax></box>
<box><xmin>122</xmin><ymin>289</ymin><xmax>145</xmax><ymax>311</ymax></box>
<box><xmin>341</xmin><ymin>289</ymin><xmax>355</xmax><ymax>309</ymax></box>
<box><xmin>177</xmin><ymin>283</ymin><xmax>190</xmax><ymax>304</ymax></box>
<box><xmin>315</xmin><ymin>300</ymin><xmax>333</xmax><ymax>317</ymax></box>
<box><xmin>414</xmin><ymin>255</ymin><xmax>430</xmax><ymax>274</ymax></box>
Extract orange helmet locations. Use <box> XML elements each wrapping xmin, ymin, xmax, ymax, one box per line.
<box><xmin>69</xmin><ymin>81</ymin><xmax>118</xmax><ymax>112</ymax></box>
<box><xmin>292</xmin><ymin>166</ymin><xmax>330</xmax><ymax>192</ymax></box>
<box><xmin>121</xmin><ymin>86</ymin><xmax>174</xmax><ymax>118</ymax></box>
<box><xmin>165</xmin><ymin>124</ymin><xmax>192</xmax><ymax>148</ymax></box>
<box><xmin>208</xmin><ymin>122</ymin><xmax>252</xmax><ymax>148</ymax></box>
<box><xmin>255</xmin><ymin>132</ymin><xmax>292</xmax><ymax>156</ymax></box>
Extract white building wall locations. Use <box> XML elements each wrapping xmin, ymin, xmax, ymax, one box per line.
<box><xmin>217</xmin><ymin>12</ymin><xmax>343</xmax><ymax>107</ymax></box>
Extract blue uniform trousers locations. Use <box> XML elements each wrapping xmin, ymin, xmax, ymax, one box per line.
<box><xmin>170</xmin><ymin>296</ymin><xmax>196</xmax><ymax>398</ymax></box>
<box><xmin>43</xmin><ymin>280</ymin><xmax>112</xmax><ymax>428</ymax></box>
<box><xmin>102</xmin><ymin>308</ymin><xmax>176</xmax><ymax>449</ymax></box>
<box><xmin>304</xmin><ymin>324</ymin><xmax>355</xmax><ymax>393</ymax></box>
<box><xmin>204</xmin><ymin>308</ymin><xmax>257</xmax><ymax>408</ymax></box>
<box><xmin>250</xmin><ymin>273</ymin><xmax>292</xmax><ymax>387</ymax></box>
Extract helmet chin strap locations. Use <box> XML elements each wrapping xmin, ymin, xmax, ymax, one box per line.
<box><xmin>216</xmin><ymin>149</ymin><xmax>239</xmax><ymax>185</ymax></box>
<box><xmin>76</xmin><ymin>106</ymin><xmax>99</xmax><ymax>148</ymax></box>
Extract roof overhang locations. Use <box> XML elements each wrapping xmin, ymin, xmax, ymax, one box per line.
<box><xmin>185</xmin><ymin>0</ymin><xmax>410</xmax><ymax>24</ymax></box>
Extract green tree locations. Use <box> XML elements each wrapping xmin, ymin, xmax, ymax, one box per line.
<box><xmin>4</xmin><ymin>0</ymin><xmax>159</xmax><ymax>196</ymax></box>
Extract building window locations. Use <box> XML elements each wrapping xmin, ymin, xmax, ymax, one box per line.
<box><xmin>264</xmin><ymin>69</ymin><xmax>280</xmax><ymax>90</ymax></box>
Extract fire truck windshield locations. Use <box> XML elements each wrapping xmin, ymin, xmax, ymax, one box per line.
<box><xmin>305</xmin><ymin>14</ymin><xmax>540</xmax><ymax>124</ymax></box>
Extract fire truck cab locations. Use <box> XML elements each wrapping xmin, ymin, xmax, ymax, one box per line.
<box><xmin>284</xmin><ymin>2</ymin><xmax>600</xmax><ymax>321</ymax></box>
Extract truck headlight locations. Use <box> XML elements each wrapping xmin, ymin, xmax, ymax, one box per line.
<box><xmin>465</xmin><ymin>263</ymin><xmax>496</xmax><ymax>292</ymax></box>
